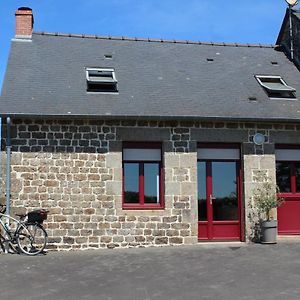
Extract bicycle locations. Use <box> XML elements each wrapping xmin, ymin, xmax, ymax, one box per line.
<box><xmin>0</xmin><ymin>204</ymin><xmax>48</xmax><ymax>256</ymax></box>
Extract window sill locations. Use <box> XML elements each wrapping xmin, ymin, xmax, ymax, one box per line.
<box><xmin>122</xmin><ymin>205</ymin><xmax>164</xmax><ymax>210</ymax></box>
<box><xmin>86</xmin><ymin>91</ymin><xmax>119</xmax><ymax>95</ymax></box>
<box><xmin>269</xmin><ymin>97</ymin><xmax>297</xmax><ymax>101</ymax></box>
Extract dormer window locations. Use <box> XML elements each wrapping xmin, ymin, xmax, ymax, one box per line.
<box><xmin>86</xmin><ymin>68</ymin><xmax>118</xmax><ymax>93</ymax></box>
<box><xmin>255</xmin><ymin>75</ymin><xmax>296</xmax><ymax>99</ymax></box>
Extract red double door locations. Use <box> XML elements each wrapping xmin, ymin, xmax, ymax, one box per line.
<box><xmin>276</xmin><ymin>159</ymin><xmax>300</xmax><ymax>235</ymax></box>
<box><xmin>197</xmin><ymin>156</ymin><xmax>242</xmax><ymax>241</ymax></box>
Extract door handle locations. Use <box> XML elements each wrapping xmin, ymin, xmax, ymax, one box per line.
<box><xmin>209</xmin><ymin>194</ymin><xmax>216</xmax><ymax>205</ymax></box>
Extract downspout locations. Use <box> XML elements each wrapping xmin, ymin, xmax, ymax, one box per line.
<box><xmin>6</xmin><ymin>117</ymin><xmax>11</xmax><ymax>218</ymax></box>
<box><xmin>288</xmin><ymin>5</ymin><xmax>295</xmax><ymax>60</ymax></box>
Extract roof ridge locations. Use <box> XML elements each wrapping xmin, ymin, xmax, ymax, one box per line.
<box><xmin>33</xmin><ymin>31</ymin><xmax>274</xmax><ymax>48</ymax></box>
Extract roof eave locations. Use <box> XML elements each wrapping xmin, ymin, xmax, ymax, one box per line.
<box><xmin>1</xmin><ymin>113</ymin><xmax>300</xmax><ymax>124</ymax></box>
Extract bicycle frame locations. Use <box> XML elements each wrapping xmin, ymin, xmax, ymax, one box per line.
<box><xmin>0</xmin><ymin>212</ymin><xmax>30</xmax><ymax>254</ymax></box>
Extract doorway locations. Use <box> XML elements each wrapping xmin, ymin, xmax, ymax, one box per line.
<box><xmin>197</xmin><ymin>146</ymin><xmax>242</xmax><ymax>240</ymax></box>
<box><xmin>276</xmin><ymin>147</ymin><xmax>300</xmax><ymax>235</ymax></box>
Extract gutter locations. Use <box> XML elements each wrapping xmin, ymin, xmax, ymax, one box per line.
<box><xmin>1</xmin><ymin>113</ymin><xmax>300</xmax><ymax>124</ymax></box>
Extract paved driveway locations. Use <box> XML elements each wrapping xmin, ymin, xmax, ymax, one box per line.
<box><xmin>0</xmin><ymin>242</ymin><xmax>300</xmax><ymax>300</ymax></box>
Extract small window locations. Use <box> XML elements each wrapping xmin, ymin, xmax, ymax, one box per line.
<box><xmin>276</xmin><ymin>147</ymin><xmax>300</xmax><ymax>194</ymax></box>
<box><xmin>86</xmin><ymin>68</ymin><xmax>117</xmax><ymax>93</ymax></box>
<box><xmin>255</xmin><ymin>75</ymin><xmax>296</xmax><ymax>99</ymax></box>
<box><xmin>276</xmin><ymin>162</ymin><xmax>292</xmax><ymax>193</ymax></box>
<box><xmin>122</xmin><ymin>143</ymin><xmax>164</xmax><ymax>209</ymax></box>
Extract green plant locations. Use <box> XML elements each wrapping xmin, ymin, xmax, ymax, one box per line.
<box><xmin>253</xmin><ymin>178</ymin><xmax>284</xmax><ymax>221</ymax></box>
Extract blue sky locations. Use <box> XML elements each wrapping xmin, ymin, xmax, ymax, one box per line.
<box><xmin>0</xmin><ymin>0</ymin><xmax>293</xmax><ymax>90</ymax></box>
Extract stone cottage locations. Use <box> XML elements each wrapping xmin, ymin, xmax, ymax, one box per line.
<box><xmin>1</xmin><ymin>7</ymin><xmax>300</xmax><ymax>250</ymax></box>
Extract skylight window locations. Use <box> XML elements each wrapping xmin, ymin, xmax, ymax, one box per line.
<box><xmin>255</xmin><ymin>75</ymin><xmax>296</xmax><ymax>99</ymax></box>
<box><xmin>86</xmin><ymin>68</ymin><xmax>118</xmax><ymax>93</ymax></box>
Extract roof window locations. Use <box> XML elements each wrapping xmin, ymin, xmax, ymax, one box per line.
<box><xmin>255</xmin><ymin>75</ymin><xmax>296</xmax><ymax>99</ymax></box>
<box><xmin>86</xmin><ymin>68</ymin><xmax>118</xmax><ymax>93</ymax></box>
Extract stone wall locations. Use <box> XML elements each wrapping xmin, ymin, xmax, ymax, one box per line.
<box><xmin>1</xmin><ymin>119</ymin><xmax>198</xmax><ymax>250</ymax></box>
<box><xmin>243</xmin><ymin>155</ymin><xmax>276</xmax><ymax>241</ymax></box>
<box><xmin>0</xmin><ymin>118</ymin><xmax>299</xmax><ymax>250</ymax></box>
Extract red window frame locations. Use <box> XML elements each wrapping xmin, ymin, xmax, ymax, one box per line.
<box><xmin>276</xmin><ymin>161</ymin><xmax>300</xmax><ymax>198</ymax></box>
<box><xmin>122</xmin><ymin>142</ymin><xmax>164</xmax><ymax>209</ymax></box>
<box><xmin>276</xmin><ymin>145</ymin><xmax>300</xmax><ymax>198</ymax></box>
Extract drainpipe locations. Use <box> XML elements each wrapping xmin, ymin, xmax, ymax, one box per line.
<box><xmin>289</xmin><ymin>5</ymin><xmax>295</xmax><ymax>60</ymax></box>
<box><xmin>6</xmin><ymin>117</ymin><xmax>11</xmax><ymax>219</ymax></box>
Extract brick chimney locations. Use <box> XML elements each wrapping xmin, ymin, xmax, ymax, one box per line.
<box><xmin>15</xmin><ymin>7</ymin><xmax>34</xmax><ymax>38</ymax></box>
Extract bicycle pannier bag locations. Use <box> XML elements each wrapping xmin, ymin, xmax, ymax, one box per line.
<box><xmin>27</xmin><ymin>209</ymin><xmax>48</xmax><ymax>223</ymax></box>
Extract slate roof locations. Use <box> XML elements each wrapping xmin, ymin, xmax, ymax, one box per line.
<box><xmin>2</xmin><ymin>32</ymin><xmax>300</xmax><ymax>122</ymax></box>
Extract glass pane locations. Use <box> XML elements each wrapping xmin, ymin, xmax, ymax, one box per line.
<box><xmin>212</xmin><ymin>162</ymin><xmax>238</xmax><ymax>221</ymax></box>
<box><xmin>124</xmin><ymin>163</ymin><xmax>139</xmax><ymax>203</ymax></box>
<box><xmin>276</xmin><ymin>162</ymin><xmax>291</xmax><ymax>193</ymax></box>
<box><xmin>144</xmin><ymin>163</ymin><xmax>160</xmax><ymax>204</ymax></box>
<box><xmin>295</xmin><ymin>163</ymin><xmax>300</xmax><ymax>193</ymax></box>
<box><xmin>197</xmin><ymin>162</ymin><xmax>207</xmax><ymax>221</ymax></box>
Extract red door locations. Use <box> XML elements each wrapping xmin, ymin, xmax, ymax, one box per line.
<box><xmin>276</xmin><ymin>161</ymin><xmax>300</xmax><ymax>235</ymax></box>
<box><xmin>197</xmin><ymin>160</ymin><xmax>242</xmax><ymax>240</ymax></box>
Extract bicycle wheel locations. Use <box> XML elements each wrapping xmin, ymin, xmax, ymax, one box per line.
<box><xmin>0</xmin><ymin>232</ymin><xmax>19</xmax><ymax>254</ymax></box>
<box><xmin>0</xmin><ymin>233</ymin><xmax>6</xmax><ymax>253</ymax></box>
<box><xmin>17</xmin><ymin>223</ymin><xmax>47</xmax><ymax>256</ymax></box>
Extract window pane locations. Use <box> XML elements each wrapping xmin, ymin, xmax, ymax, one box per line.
<box><xmin>295</xmin><ymin>163</ymin><xmax>300</xmax><ymax>193</ymax></box>
<box><xmin>197</xmin><ymin>162</ymin><xmax>207</xmax><ymax>221</ymax></box>
<box><xmin>276</xmin><ymin>162</ymin><xmax>291</xmax><ymax>193</ymax></box>
<box><xmin>144</xmin><ymin>163</ymin><xmax>159</xmax><ymax>204</ymax></box>
<box><xmin>212</xmin><ymin>162</ymin><xmax>238</xmax><ymax>221</ymax></box>
<box><xmin>124</xmin><ymin>163</ymin><xmax>139</xmax><ymax>203</ymax></box>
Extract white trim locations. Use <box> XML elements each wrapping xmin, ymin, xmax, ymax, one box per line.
<box><xmin>123</xmin><ymin>148</ymin><xmax>161</xmax><ymax>161</ymax></box>
<box><xmin>86</xmin><ymin>92</ymin><xmax>119</xmax><ymax>95</ymax></box>
<box><xmin>197</xmin><ymin>148</ymin><xmax>240</xmax><ymax>160</ymax></box>
<box><xmin>85</xmin><ymin>67</ymin><xmax>117</xmax><ymax>83</ymax></box>
<box><xmin>156</xmin><ymin>174</ymin><xmax>160</xmax><ymax>203</ymax></box>
<box><xmin>256</xmin><ymin>75</ymin><xmax>285</xmax><ymax>88</ymax></box>
<box><xmin>255</xmin><ymin>75</ymin><xmax>295</xmax><ymax>92</ymax></box>
<box><xmin>275</xmin><ymin>149</ymin><xmax>300</xmax><ymax>161</ymax></box>
<box><xmin>269</xmin><ymin>97</ymin><xmax>297</xmax><ymax>101</ymax></box>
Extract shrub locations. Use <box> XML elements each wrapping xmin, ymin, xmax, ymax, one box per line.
<box><xmin>253</xmin><ymin>178</ymin><xmax>284</xmax><ymax>221</ymax></box>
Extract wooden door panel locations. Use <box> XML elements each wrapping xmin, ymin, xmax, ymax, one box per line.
<box><xmin>278</xmin><ymin>199</ymin><xmax>300</xmax><ymax>235</ymax></box>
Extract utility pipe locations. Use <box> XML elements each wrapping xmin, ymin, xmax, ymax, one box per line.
<box><xmin>289</xmin><ymin>5</ymin><xmax>295</xmax><ymax>60</ymax></box>
<box><xmin>6</xmin><ymin>117</ymin><xmax>11</xmax><ymax>219</ymax></box>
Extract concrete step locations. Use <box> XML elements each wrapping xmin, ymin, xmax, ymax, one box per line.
<box><xmin>278</xmin><ymin>235</ymin><xmax>300</xmax><ymax>242</ymax></box>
